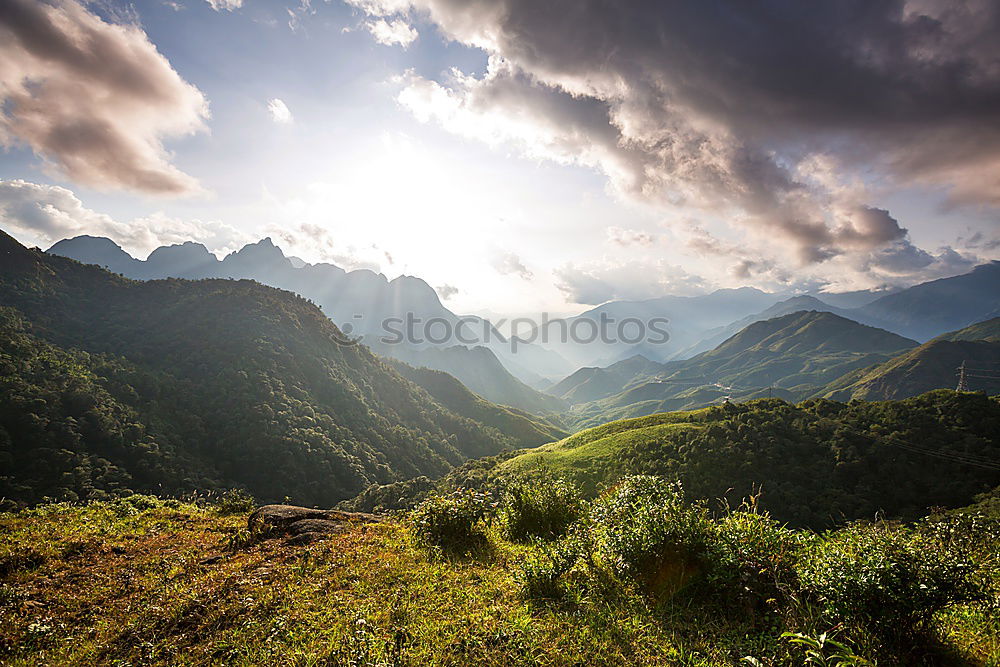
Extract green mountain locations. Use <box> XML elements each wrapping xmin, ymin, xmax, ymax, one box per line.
<box><xmin>564</xmin><ymin>310</ymin><xmax>917</xmax><ymax>429</ymax></box>
<box><xmin>0</xmin><ymin>230</ymin><xmax>540</xmax><ymax>506</ymax></box>
<box><xmin>385</xmin><ymin>359</ymin><xmax>569</xmax><ymax>446</ymax></box>
<box><xmin>547</xmin><ymin>354</ymin><xmax>662</xmax><ymax>403</ymax></box>
<box><xmin>369</xmin><ymin>342</ymin><xmax>567</xmax><ymax>414</ymax></box>
<box><xmin>819</xmin><ymin>318</ymin><xmax>1000</xmax><ymax>401</ymax></box>
<box><xmin>502</xmin><ymin>390</ymin><xmax>1000</xmax><ymax>527</ymax></box>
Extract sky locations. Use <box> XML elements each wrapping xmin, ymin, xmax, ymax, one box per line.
<box><xmin>0</xmin><ymin>0</ymin><xmax>998</xmax><ymax>316</ymax></box>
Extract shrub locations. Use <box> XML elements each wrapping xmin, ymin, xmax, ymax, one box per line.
<box><xmin>411</xmin><ymin>488</ymin><xmax>494</xmax><ymax>551</ymax></box>
<box><xmin>497</xmin><ymin>472</ymin><xmax>584</xmax><ymax>542</ymax></box>
<box><xmin>106</xmin><ymin>494</ymin><xmax>162</xmax><ymax>517</ymax></box>
<box><xmin>517</xmin><ymin>537</ymin><xmax>582</xmax><ymax>601</ymax></box>
<box><xmin>711</xmin><ymin>508</ymin><xmax>803</xmax><ymax>607</ymax></box>
<box><xmin>796</xmin><ymin>521</ymin><xmax>985</xmax><ymax>642</ymax></box>
<box><xmin>216</xmin><ymin>488</ymin><xmax>256</xmax><ymax>515</ymax></box>
<box><xmin>589</xmin><ymin>476</ymin><xmax>713</xmax><ymax>595</ymax></box>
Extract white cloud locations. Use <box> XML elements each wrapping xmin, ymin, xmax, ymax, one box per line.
<box><xmin>352</xmin><ymin>0</ymin><xmax>1000</xmax><ymax>291</ymax></box>
<box><xmin>437</xmin><ymin>284</ymin><xmax>459</xmax><ymax>300</ymax></box>
<box><xmin>0</xmin><ymin>179</ymin><xmax>248</xmax><ymax>257</ymax></box>
<box><xmin>491</xmin><ymin>251</ymin><xmax>533</xmax><ymax>280</ymax></box>
<box><xmin>0</xmin><ymin>0</ymin><xmax>210</xmax><ymax>195</ymax></box>
<box><xmin>366</xmin><ymin>19</ymin><xmax>418</xmax><ymax>47</ymax></box>
<box><xmin>267</xmin><ymin>98</ymin><xmax>294</xmax><ymax>124</ymax></box>
<box><xmin>555</xmin><ymin>260</ymin><xmax>706</xmax><ymax>305</ymax></box>
<box><xmin>206</xmin><ymin>0</ymin><xmax>242</xmax><ymax>11</ymax></box>
<box><xmin>607</xmin><ymin>226</ymin><xmax>655</xmax><ymax>247</ymax></box>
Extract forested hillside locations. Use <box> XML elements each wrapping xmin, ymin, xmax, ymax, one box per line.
<box><xmin>820</xmin><ymin>318</ymin><xmax>1000</xmax><ymax>401</ymax></box>
<box><xmin>385</xmin><ymin>359</ymin><xmax>568</xmax><ymax>446</ymax></box>
<box><xmin>0</xmin><ymin>231</ymin><xmax>537</xmax><ymax>507</ymax></box>
<box><xmin>433</xmin><ymin>391</ymin><xmax>1000</xmax><ymax>528</ymax></box>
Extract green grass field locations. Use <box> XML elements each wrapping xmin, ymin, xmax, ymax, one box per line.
<box><xmin>502</xmin><ymin>411</ymin><xmax>707</xmax><ymax>495</ymax></box>
<box><xmin>0</xmin><ymin>497</ymin><xmax>782</xmax><ymax>666</ymax></box>
<box><xmin>2</xmin><ymin>495</ymin><xmax>998</xmax><ymax>666</ymax></box>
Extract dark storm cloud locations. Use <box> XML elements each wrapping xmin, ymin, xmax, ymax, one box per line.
<box><xmin>355</xmin><ymin>0</ymin><xmax>1000</xmax><ymax>264</ymax></box>
<box><xmin>0</xmin><ymin>0</ymin><xmax>209</xmax><ymax>194</ymax></box>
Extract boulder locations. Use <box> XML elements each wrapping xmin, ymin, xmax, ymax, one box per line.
<box><xmin>247</xmin><ymin>504</ymin><xmax>384</xmax><ymax>545</ymax></box>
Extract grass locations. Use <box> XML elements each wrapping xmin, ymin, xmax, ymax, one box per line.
<box><xmin>501</xmin><ymin>410</ymin><xmax>707</xmax><ymax>494</ymax></box>
<box><xmin>2</xmin><ymin>496</ymin><xmax>997</xmax><ymax>666</ymax></box>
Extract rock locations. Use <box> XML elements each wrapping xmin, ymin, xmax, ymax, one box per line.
<box><xmin>247</xmin><ymin>504</ymin><xmax>384</xmax><ymax>545</ymax></box>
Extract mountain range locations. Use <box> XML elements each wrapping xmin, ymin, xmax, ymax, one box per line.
<box><xmin>560</xmin><ymin>311</ymin><xmax>919</xmax><ymax>429</ymax></box>
<box><xmin>0</xmin><ymin>230</ymin><xmax>563</xmax><ymax>506</ymax></box>
<box><xmin>47</xmin><ymin>236</ymin><xmax>1000</xmax><ymax>378</ymax></box>
<box><xmin>46</xmin><ymin>235</ymin><xmax>569</xmax><ymax>411</ymax></box>
<box><xmin>819</xmin><ymin>318</ymin><xmax>1000</xmax><ymax>401</ymax></box>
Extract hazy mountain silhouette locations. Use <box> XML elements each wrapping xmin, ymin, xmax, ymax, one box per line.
<box><xmin>850</xmin><ymin>262</ymin><xmax>1000</xmax><ymax>341</ymax></box>
<box><xmin>46</xmin><ymin>235</ymin><xmax>575</xmax><ymax>402</ymax></box>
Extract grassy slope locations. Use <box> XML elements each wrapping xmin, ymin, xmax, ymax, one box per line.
<box><xmin>502</xmin><ymin>410</ymin><xmax>709</xmax><ymax>494</ymax></box>
<box><xmin>501</xmin><ymin>391</ymin><xmax>1000</xmax><ymax>527</ymax></box>
<box><xmin>0</xmin><ymin>500</ymin><xmax>763</xmax><ymax>666</ymax></box>
<box><xmin>2</xmin><ymin>499</ymin><xmax>997</xmax><ymax>666</ymax></box>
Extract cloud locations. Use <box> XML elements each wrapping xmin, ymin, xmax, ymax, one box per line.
<box><xmin>286</xmin><ymin>0</ymin><xmax>315</xmax><ymax>33</ymax></box>
<box><xmin>491</xmin><ymin>251</ymin><xmax>533</xmax><ymax>280</ymax></box>
<box><xmin>352</xmin><ymin>0</ymin><xmax>1000</xmax><ymax>278</ymax></box>
<box><xmin>0</xmin><ymin>0</ymin><xmax>210</xmax><ymax>195</ymax></box>
<box><xmin>267</xmin><ymin>98</ymin><xmax>294</xmax><ymax>124</ymax></box>
<box><xmin>555</xmin><ymin>260</ymin><xmax>706</xmax><ymax>305</ymax></box>
<box><xmin>607</xmin><ymin>226</ymin><xmax>655</xmax><ymax>247</ymax></box>
<box><xmin>437</xmin><ymin>283</ymin><xmax>459</xmax><ymax>300</ymax></box>
<box><xmin>366</xmin><ymin>18</ymin><xmax>417</xmax><ymax>46</ymax></box>
<box><xmin>0</xmin><ymin>179</ymin><xmax>248</xmax><ymax>256</ymax></box>
<box><xmin>206</xmin><ymin>0</ymin><xmax>242</xmax><ymax>10</ymax></box>
<box><xmin>264</xmin><ymin>221</ymin><xmax>384</xmax><ymax>271</ymax></box>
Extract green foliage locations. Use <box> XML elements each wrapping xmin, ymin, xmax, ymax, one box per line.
<box><xmin>215</xmin><ymin>488</ymin><xmax>256</xmax><ymax>515</ymax></box>
<box><xmin>336</xmin><ymin>476</ymin><xmax>436</xmax><ymax>514</ymax></box>
<box><xmin>797</xmin><ymin>521</ymin><xmax>986</xmax><ymax>643</ymax></box>
<box><xmin>497</xmin><ymin>470</ymin><xmax>584</xmax><ymax>542</ymax></box>
<box><xmin>387</xmin><ymin>360</ymin><xmax>569</xmax><ymax>446</ymax></box>
<box><xmin>710</xmin><ymin>505</ymin><xmax>803</xmax><ymax>607</ymax></box>
<box><xmin>410</xmin><ymin>488</ymin><xmax>495</xmax><ymax>551</ymax></box>
<box><xmin>517</xmin><ymin>538</ymin><xmax>580</xmax><ymax>601</ymax></box>
<box><xmin>589</xmin><ymin>476</ymin><xmax>714</xmax><ymax>593</ymax></box>
<box><xmin>4</xmin><ymin>489</ymin><xmax>1000</xmax><ymax>665</ymax></box>
<box><xmin>778</xmin><ymin>631</ymin><xmax>872</xmax><ymax>666</ymax></box>
<box><xmin>504</xmin><ymin>391</ymin><xmax>1000</xmax><ymax>528</ymax></box>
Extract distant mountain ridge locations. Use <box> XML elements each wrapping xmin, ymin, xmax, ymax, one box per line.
<box><xmin>562</xmin><ymin>310</ymin><xmax>918</xmax><ymax>429</ymax></box>
<box><xmin>852</xmin><ymin>262</ymin><xmax>1000</xmax><ymax>341</ymax></box>
<box><xmin>819</xmin><ymin>318</ymin><xmax>1000</xmax><ymax>401</ymax></box>
<box><xmin>46</xmin><ymin>235</ymin><xmax>570</xmax><ymax>411</ymax></box>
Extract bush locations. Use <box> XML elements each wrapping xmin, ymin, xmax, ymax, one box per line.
<box><xmin>497</xmin><ymin>472</ymin><xmax>584</xmax><ymax>542</ymax></box>
<box><xmin>411</xmin><ymin>488</ymin><xmax>495</xmax><ymax>552</ymax></box>
<box><xmin>796</xmin><ymin>521</ymin><xmax>985</xmax><ymax>642</ymax></box>
<box><xmin>589</xmin><ymin>476</ymin><xmax>713</xmax><ymax>595</ymax></box>
<box><xmin>518</xmin><ymin>538</ymin><xmax>580</xmax><ymax>601</ymax></box>
<box><xmin>216</xmin><ymin>488</ymin><xmax>256</xmax><ymax>515</ymax></box>
<box><xmin>711</xmin><ymin>507</ymin><xmax>803</xmax><ymax>607</ymax></box>
<box><xmin>106</xmin><ymin>494</ymin><xmax>162</xmax><ymax>517</ymax></box>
